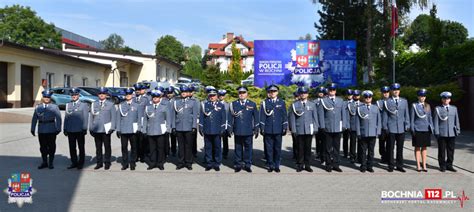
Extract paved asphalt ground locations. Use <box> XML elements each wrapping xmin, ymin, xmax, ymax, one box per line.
<box><xmin>0</xmin><ymin>108</ymin><xmax>472</xmax><ymax>211</ymax></box>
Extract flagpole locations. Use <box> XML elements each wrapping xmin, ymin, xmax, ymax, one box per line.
<box><xmin>392</xmin><ymin>36</ymin><xmax>395</xmax><ymax>83</ymax></box>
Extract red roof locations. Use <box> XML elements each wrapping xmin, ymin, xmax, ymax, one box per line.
<box><xmin>207</xmin><ymin>35</ymin><xmax>254</xmax><ymax>57</ymax></box>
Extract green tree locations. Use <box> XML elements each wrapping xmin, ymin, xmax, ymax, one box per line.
<box><xmin>203</xmin><ymin>65</ymin><xmax>222</xmax><ymax>87</ymax></box>
<box><xmin>298</xmin><ymin>33</ymin><xmax>313</xmax><ymax>40</ymax></box>
<box><xmin>100</xmin><ymin>33</ymin><xmax>124</xmax><ymax>50</ymax></box>
<box><xmin>120</xmin><ymin>45</ymin><xmax>141</xmax><ymax>54</ymax></box>
<box><xmin>228</xmin><ymin>41</ymin><xmax>243</xmax><ymax>84</ymax></box>
<box><xmin>182</xmin><ymin>44</ymin><xmax>203</xmax><ymax>79</ymax></box>
<box><xmin>155</xmin><ymin>35</ymin><xmax>185</xmax><ymax>63</ymax></box>
<box><xmin>0</xmin><ymin>5</ymin><xmax>61</xmax><ymax>49</ymax></box>
<box><xmin>442</xmin><ymin>20</ymin><xmax>468</xmax><ymax>46</ymax></box>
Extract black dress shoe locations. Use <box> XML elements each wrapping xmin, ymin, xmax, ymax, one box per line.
<box><xmin>214</xmin><ymin>167</ymin><xmax>220</xmax><ymax>172</ymax></box>
<box><xmin>333</xmin><ymin>167</ymin><xmax>342</xmax><ymax>172</ymax></box>
<box><xmin>440</xmin><ymin>168</ymin><xmax>446</xmax><ymax>172</ymax></box>
<box><xmin>147</xmin><ymin>166</ymin><xmax>154</xmax><ymax>170</ymax></box>
<box><xmin>186</xmin><ymin>166</ymin><xmax>193</xmax><ymax>170</ymax></box>
<box><xmin>268</xmin><ymin>167</ymin><xmax>274</xmax><ymax>173</ymax></box>
<box><xmin>244</xmin><ymin>167</ymin><xmax>252</xmax><ymax>173</ymax></box>
<box><xmin>388</xmin><ymin>168</ymin><xmax>394</xmax><ymax>172</ymax></box>
<box><xmin>367</xmin><ymin>167</ymin><xmax>374</xmax><ymax>173</ymax></box>
<box><xmin>305</xmin><ymin>167</ymin><xmax>313</xmax><ymax>172</ymax></box>
<box><xmin>350</xmin><ymin>159</ymin><xmax>355</xmax><ymax>164</ymax></box>
<box><xmin>121</xmin><ymin>166</ymin><xmax>128</xmax><ymax>170</ymax></box>
<box><xmin>176</xmin><ymin>165</ymin><xmax>185</xmax><ymax>170</ymax></box>
<box><xmin>77</xmin><ymin>165</ymin><xmax>83</xmax><ymax>170</ymax></box>
<box><xmin>158</xmin><ymin>165</ymin><xmax>164</xmax><ymax>170</ymax></box>
<box><xmin>422</xmin><ymin>169</ymin><xmax>428</xmax><ymax>172</ymax></box>
<box><xmin>48</xmin><ymin>164</ymin><xmax>54</xmax><ymax>169</ymax></box>
<box><xmin>67</xmin><ymin>164</ymin><xmax>78</xmax><ymax>169</ymax></box>
<box><xmin>446</xmin><ymin>167</ymin><xmax>457</xmax><ymax>172</ymax></box>
<box><xmin>38</xmin><ymin>163</ymin><xmax>48</xmax><ymax>169</ymax></box>
<box><xmin>205</xmin><ymin>167</ymin><xmax>212</xmax><ymax>171</ymax></box>
<box><xmin>360</xmin><ymin>169</ymin><xmax>366</xmax><ymax>173</ymax></box>
<box><xmin>104</xmin><ymin>164</ymin><xmax>110</xmax><ymax>170</ymax></box>
<box><xmin>274</xmin><ymin>168</ymin><xmax>280</xmax><ymax>173</ymax></box>
<box><xmin>94</xmin><ymin>164</ymin><xmax>103</xmax><ymax>170</ymax></box>
<box><xmin>235</xmin><ymin>167</ymin><xmax>242</xmax><ymax>172</ymax></box>
<box><xmin>130</xmin><ymin>165</ymin><xmax>136</xmax><ymax>171</ymax></box>
<box><xmin>325</xmin><ymin>166</ymin><xmax>332</xmax><ymax>172</ymax></box>
<box><xmin>396</xmin><ymin>167</ymin><xmax>406</xmax><ymax>173</ymax></box>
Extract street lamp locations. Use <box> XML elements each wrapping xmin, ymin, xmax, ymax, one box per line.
<box><xmin>335</xmin><ymin>19</ymin><xmax>345</xmax><ymax>40</ymax></box>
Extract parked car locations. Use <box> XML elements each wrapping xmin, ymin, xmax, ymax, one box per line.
<box><xmin>105</xmin><ymin>87</ymin><xmax>126</xmax><ymax>104</ymax></box>
<box><xmin>142</xmin><ymin>80</ymin><xmax>171</xmax><ymax>91</ymax></box>
<box><xmin>49</xmin><ymin>87</ymin><xmax>98</xmax><ymax>109</ymax></box>
<box><xmin>241</xmin><ymin>74</ymin><xmax>254</xmax><ymax>86</ymax></box>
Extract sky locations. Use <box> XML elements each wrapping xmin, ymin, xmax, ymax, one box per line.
<box><xmin>1</xmin><ymin>0</ymin><xmax>472</xmax><ymax>54</ymax></box>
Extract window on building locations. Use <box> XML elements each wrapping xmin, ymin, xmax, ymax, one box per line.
<box><xmin>46</xmin><ymin>72</ymin><xmax>54</xmax><ymax>89</ymax></box>
<box><xmin>82</xmin><ymin>77</ymin><xmax>88</xmax><ymax>86</ymax></box>
<box><xmin>64</xmin><ymin>74</ymin><xmax>72</xmax><ymax>88</ymax></box>
<box><xmin>156</xmin><ymin>64</ymin><xmax>161</xmax><ymax>81</ymax></box>
<box><xmin>95</xmin><ymin>79</ymin><xmax>101</xmax><ymax>87</ymax></box>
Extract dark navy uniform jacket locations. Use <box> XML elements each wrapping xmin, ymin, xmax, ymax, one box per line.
<box><xmin>228</xmin><ymin>99</ymin><xmax>259</xmax><ymax>136</ymax></box>
<box><xmin>64</xmin><ymin>101</ymin><xmax>89</xmax><ymax>133</ymax></box>
<box><xmin>31</xmin><ymin>103</ymin><xmax>62</xmax><ymax>134</ymax></box>
<box><xmin>199</xmin><ymin>101</ymin><xmax>226</xmax><ymax>135</ymax></box>
<box><xmin>259</xmin><ymin>98</ymin><xmax>288</xmax><ymax>134</ymax></box>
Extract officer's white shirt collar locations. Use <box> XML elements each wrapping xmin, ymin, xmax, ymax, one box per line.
<box><xmin>392</xmin><ymin>96</ymin><xmax>400</xmax><ymax>101</ymax></box>
<box><xmin>42</xmin><ymin>103</ymin><xmax>49</xmax><ymax>108</ymax></box>
<box><xmin>126</xmin><ymin>100</ymin><xmax>132</xmax><ymax>105</ymax></box>
<box><xmin>300</xmin><ymin>99</ymin><xmax>308</xmax><ymax>104</ymax></box>
<box><xmin>239</xmin><ymin>99</ymin><xmax>247</xmax><ymax>104</ymax></box>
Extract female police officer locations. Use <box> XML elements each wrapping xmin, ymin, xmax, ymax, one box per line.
<box><xmin>410</xmin><ymin>89</ymin><xmax>433</xmax><ymax>172</ymax></box>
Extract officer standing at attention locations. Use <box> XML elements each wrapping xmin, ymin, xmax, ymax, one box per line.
<box><xmin>218</xmin><ymin>89</ymin><xmax>230</xmax><ymax>159</ymax></box>
<box><xmin>199</xmin><ymin>88</ymin><xmax>226</xmax><ymax>171</ymax></box>
<box><xmin>260</xmin><ymin>84</ymin><xmax>288</xmax><ymax>173</ymax></box>
<box><xmin>189</xmin><ymin>85</ymin><xmax>199</xmax><ymax>158</ymax></box>
<box><xmin>89</xmin><ymin>87</ymin><xmax>115</xmax><ymax>170</ymax></box>
<box><xmin>376</xmin><ymin>86</ymin><xmax>390</xmax><ymax>164</ymax></box>
<box><xmin>133</xmin><ymin>83</ymin><xmax>150</xmax><ymax>163</ymax></box>
<box><xmin>289</xmin><ymin>86</ymin><xmax>318</xmax><ymax>172</ymax></box>
<box><xmin>63</xmin><ymin>88</ymin><xmax>89</xmax><ymax>170</ymax></box>
<box><xmin>162</xmin><ymin>86</ymin><xmax>176</xmax><ymax>157</ymax></box>
<box><xmin>410</xmin><ymin>89</ymin><xmax>434</xmax><ymax>172</ymax></box>
<box><xmin>142</xmin><ymin>90</ymin><xmax>171</xmax><ymax>170</ymax></box>
<box><xmin>228</xmin><ymin>86</ymin><xmax>259</xmax><ymax>173</ymax></box>
<box><xmin>172</xmin><ymin>85</ymin><xmax>199</xmax><ymax>170</ymax></box>
<box><xmin>116</xmin><ymin>88</ymin><xmax>142</xmax><ymax>171</ymax></box>
<box><xmin>318</xmin><ymin>83</ymin><xmax>347</xmax><ymax>172</ymax></box>
<box><xmin>313</xmin><ymin>87</ymin><xmax>326</xmax><ymax>163</ymax></box>
<box><xmin>31</xmin><ymin>89</ymin><xmax>62</xmax><ymax>169</ymax></box>
<box><xmin>355</xmin><ymin>90</ymin><xmax>381</xmax><ymax>173</ymax></box>
<box><xmin>346</xmin><ymin>89</ymin><xmax>361</xmax><ymax>164</ymax></box>
<box><xmin>342</xmin><ymin>89</ymin><xmax>353</xmax><ymax>159</ymax></box>
<box><xmin>290</xmin><ymin>91</ymin><xmax>300</xmax><ymax>160</ymax></box>
<box><xmin>433</xmin><ymin>91</ymin><xmax>460</xmax><ymax>172</ymax></box>
<box><xmin>383</xmin><ymin>83</ymin><xmax>410</xmax><ymax>172</ymax></box>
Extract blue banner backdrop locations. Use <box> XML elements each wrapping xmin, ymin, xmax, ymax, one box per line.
<box><xmin>253</xmin><ymin>40</ymin><xmax>357</xmax><ymax>88</ymax></box>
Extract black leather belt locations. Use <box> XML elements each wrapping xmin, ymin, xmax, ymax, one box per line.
<box><xmin>39</xmin><ymin>120</ymin><xmax>55</xmax><ymax>123</ymax></box>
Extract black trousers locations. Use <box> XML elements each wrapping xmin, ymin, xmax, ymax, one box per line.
<box><xmin>222</xmin><ymin>135</ymin><xmax>229</xmax><ymax>157</ymax></box>
<box><xmin>67</xmin><ymin>132</ymin><xmax>85</xmax><ymax>166</ymax></box>
<box><xmin>93</xmin><ymin>133</ymin><xmax>111</xmax><ymax>165</ymax></box>
<box><xmin>378</xmin><ymin>130</ymin><xmax>388</xmax><ymax>162</ymax></box>
<box><xmin>297</xmin><ymin>135</ymin><xmax>313</xmax><ymax>167</ymax></box>
<box><xmin>437</xmin><ymin>137</ymin><xmax>456</xmax><ymax>169</ymax></box>
<box><xmin>342</xmin><ymin>129</ymin><xmax>350</xmax><ymax>157</ymax></box>
<box><xmin>148</xmin><ymin>135</ymin><xmax>166</xmax><ymax>166</ymax></box>
<box><xmin>177</xmin><ymin>131</ymin><xmax>193</xmax><ymax>166</ymax></box>
<box><xmin>349</xmin><ymin>131</ymin><xmax>357</xmax><ymax>161</ymax></box>
<box><xmin>360</xmin><ymin>137</ymin><xmax>376</xmax><ymax>170</ymax></box>
<box><xmin>325</xmin><ymin>132</ymin><xmax>341</xmax><ymax>168</ymax></box>
<box><xmin>292</xmin><ymin>133</ymin><xmax>298</xmax><ymax>159</ymax></box>
<box><xmin>121</xmin><ymin>134</ymin><xmax>137</xmax><ymax>166</ymax></box>
<box><xmin>192</xmin><ymin>131</ymin><xmax>198</xmax><ymax>156</ymax></box>
<box><xmin>38</xmin><ymin>133</ymin><xmax>56</xmax><ymax>163</ymax></box>
<box><xmin>386</xmin><ymin>133</ymin><xmax>405</xmax><ymax>169</ymax></box>
<box><xmin>170</xmin><ymin>132</ymin><xmax>177</xmax><ymax>154</ymax></box>
<box><xmin>136</xmin><ymin>132</ymin><xmax>149</xmax><ymax>161</ymax></box>
<box><xmin>315</xmin><ymin>131</ymin><xmax>325</xmax><ymax>160</ymax></box>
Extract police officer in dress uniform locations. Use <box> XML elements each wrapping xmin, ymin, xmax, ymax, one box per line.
<box><xmin>342</xmin><ymin>89</ymin><xmax>353</xmax><ymax>159</ymax></box>
<box><xmin>172</xmin><ymin>85</ymin><xmax>199</xmax><ymax>170</ymax></box>
<box><xmin>289</xmin><ymin>86</ymin><xmax>319</xmax><ymax>172</ymax></box>
<box><xmin>290</xmin><ymin>91</ymin><xmax>300</xmax><ymax>160</ymax></box>
<box><xmin>31</xmin><ymin>89</ymin><xmax>62</xmax><ymax>169</ymax></box>
<box><xmin>383</xmin><ymin>83</ymin><xmax>410</xmax><ymax>172</ymax></box>
<box><xmin>228</xmin><ymin>86</ymin><xmax>259</xmax><ymax>173</ymax></box>
<box><xmin>410</xmin><ymin>89</ymin><xmax>434</xmax><ymax>172</ymax></box>
<box><xmin>346</xmin><ymin>89</ymin><xmax>361</xmax><ymax>164</ymax></box>
<box><xmin>89</xmin><ymin>87</ymin><xmax>115</xmax><ymax>170</ymax></box>
<box><xmin>116</xmin><ymin>88</ymin><xmax>143</xmax><ymax>171</ymax></box>
<box><xmin>63</xmin><ymin>88</ymin><xmax>89</xmax><ymax>170</ymax></box>
<box><xmin>142</xmin><ymin>90</ymin><xmax>172</xmax><ymax>170</ymax></box>
<box><xmin>318</xmin><ymin>83</ymin><xmax>347</xmax><ymax>172</ymax></box>
<box><xmin>162</xmin><ymin>87</ymin><xmax>175</xmax><ymax>158</ymax></box>
<box><xmin>199</xmin><ymin>88</ymin><xmax>226</xmax><ymax>171</ymax></box>
<box><xmin>313</xmin><ymin>87</ymin><xmax>326</xmax><ymax>163</ymax></box>
<box><xmin>260</xmin><ymin>84</ymin><xmax>288</xmax><ymax>173</ymax></box>
<box><xmin>133</xmin><ymin>83</ymin><xmax>150</xmax><ymax>163</ymax></box>
<box><xmin>377</xmin><ymin>86</ymin><xmax>390</xmax><ymax>164</ymax></box>
<box><xmin>218</xmin><ymin>89</ymin><xmax>230</xmax><ymax>159</ymax></box>
<box><xmin>355</xmin><ymin>90</ymin><xmax>382</xmax><ymax>173</ymax></box>
<box><xmin>189</xmin><ymin>85</ymin><xmax>199</xmax><ymax>158</ymax></box>
<box><xmin>433</xmin><ymin>91</ymin><xmax>460</xmax><ymax>172</ymax></box>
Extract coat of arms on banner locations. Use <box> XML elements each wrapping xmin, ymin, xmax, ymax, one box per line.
<box><xmin>4</xmin><ymin>172</ymin><xmax>36</xmax><ymax>207</ymax></box>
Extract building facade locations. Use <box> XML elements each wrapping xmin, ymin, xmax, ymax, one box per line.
<box><xmin>207</xmin><ymin>33</ymin><xmax>254</xmax><ymax>72</ymax></box>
